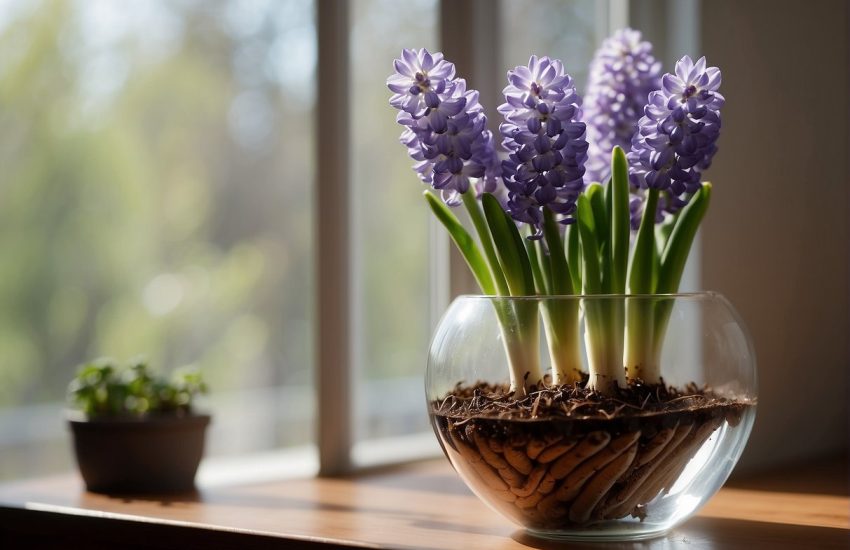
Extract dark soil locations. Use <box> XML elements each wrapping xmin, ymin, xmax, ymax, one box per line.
<box><xmin>432</xmin><ymin>376</ymin><xmax>751</xmax><ymax>425</ymax></box>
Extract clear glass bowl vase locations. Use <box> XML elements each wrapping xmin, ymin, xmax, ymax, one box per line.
<box><xmin>426</xmin><ymin>293</ymin><xmax>757</xmax><ymax>542</ymax></box>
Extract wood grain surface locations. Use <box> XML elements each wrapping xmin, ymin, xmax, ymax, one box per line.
<box><xmin>0</xmin><ymin>457</ymin><xmax>847</xmax><ymax>549</ymax></box>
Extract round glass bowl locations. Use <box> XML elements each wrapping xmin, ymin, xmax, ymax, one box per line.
<box><xmin>426</xmin><ymin>293</ymin><xmax>756</xmax><ymax>541</ymax></box>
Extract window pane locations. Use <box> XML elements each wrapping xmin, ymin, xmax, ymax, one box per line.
<box><xmin>0</xmin><ymin>0</ymin><xmax>315</xmax><ymax>480</ymax></box>
<box><xmin>500</xmin><ymin>0</ymin><xmax>600</xmax><ymax>90</ymax></box>
<box><xmin>350</xmin><ymin>0</ymin><xmax>439</xmax><ymax>444</ymax></box>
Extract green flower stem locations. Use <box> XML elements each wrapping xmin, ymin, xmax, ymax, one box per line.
<box><xmin>588</xmin><ymin>185</ymin><xmax>609</xmax><ymax>253</ymax></box>
<box><xmin>584</xmin><ymin>150</ymin><xmax>631</xmax><ymax>392</ymax></box>
<box><xmin>588</xmin><ymin>185</ymin><xmax>612</xmax><ymax>293</ymax></box>
<box><xmin>541</xmin><ymin>209</ymin><xmax>581</xmax><ymax>384</ymax></box>
<box><xmin>504</xmin><ymin>209</ymin><xmax>537</xmax><ymax>294</ymax></box>
<box><xmin>504</xmin><ymin>211</ymin><xmax>543</xmax><ymax>393</ymax></box>
<box><xmin>494</xmin><ymin>297</ymin><xmax>541</xmax><ymax>397</ymax></box>
<box><xmin>566</xmin><ymin>223</ymin><xmax>581</xmax><ymax>294</ymax></box>
<box><xmin>656</xmin><ymin>183</ymin><xmax>712</xmax><ymax>294</ymax></box>
<box><xmin>576</xmin><ymin>194</ymin><xmax>601</xmax><ymax>295</ymax></box>
<box><xmin>479</xmin><ymin>193</ymin><xmax>542</xmax><ymax>395</ymax></box>
<box><xmin>651</xmin><ymin>183</ymin><xmax>712</xmax><ymax>356</ymax></box>
<box><xmin>541</xmin><ymin>297</ymin><xmax>582</xmax><ymax>384</ymax></box>
<box><xmin>629</xmin><ymin>187</ymin><xmax>660</xmax><ymax>294</ymax></box>
<box><xmin>461</xmin><ymin>190</ymin><xmax>510</xmax><ymax>296</ymax></box>
<box><xmin>584</xmin><ymin>301</ymin><xmax>626</xmax><ymax>391</ymax></box>
<box><xmin>625</xmin><ymin>187</ymin><xmax>660</xmax><ymax>381</ymax></box>
<box><xmin>482</xmin><ymin>193</ymin><xmax>534</xmax><ymax>295</ymax></box>
<box><xmin>423</xmin><ymin>191</ymin><xmax>495</xmax><ymax>295</ymax></box>
<box><xmin>657</xmin><ymin>209</ymin><xmax>680</xmax><ymax>256</ymax></box>
<box><xmin>610</xmin><ymin>147</ymin><xmax>630</xmax><ymax>294</ymax></box>
<box><xmin>576</xmin><ymin>194</ymin><xmax>625</xmax><ymax>393</ymax></box>
<box><xmin>624</xmin><ymin>296</ymin><xmax>656</xmax><ymax>381</ymax></box>
<box><xmin>425</xmin><ymin>191</ymin><xmax>540</xmax><ymax>394</ymax></box>
<box><xmin>542</xmin><ymin>208</ymin><xmax>572</xmax><ymax>295</ymax></box>
<box><xmin>525</xmin><ymin>237</ymin><xmax>550</xmax><ymax>295</ymax></box>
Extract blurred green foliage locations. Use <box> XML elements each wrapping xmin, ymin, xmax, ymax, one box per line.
<box><xmin>67</xmin><ymin>358</ymin><xmax>207</xmax><ymax>417</ymax></box>
<box><xmin>0</xmin><ymin>0</ymin><xmax>315</xmax><ymax>407</ymax></box>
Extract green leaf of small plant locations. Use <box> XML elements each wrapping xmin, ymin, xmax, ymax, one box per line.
<box><xmin>67</xmin><ymin>359</ymin><xmax>207</xmax><ymax>418</ymax></box>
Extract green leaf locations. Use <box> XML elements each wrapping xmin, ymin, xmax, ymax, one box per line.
<box><xmin>503</xmin><ymin>209</ymin><xmax>537</xmax><ymax>295</ymax></box>
<box><xmin>657</xmin><ymin>183</ymin><xmax>712</xmax><ymax>293</ymax></box>
<box><xmin>481</xmin><ymin>193</ymin><xmax>535</xmax><ymax>295</ymax></box>
<box><xmin>525</xmin><ymin>236</ymin><xmax>549</xmax><ymax>294</ymax></box>
<box><xmin>566</xmin><ymin>223</ymin><xmax>581</xmax><ymax>294</ymax></box>
<box><xmin>657</xmin><ymin>207</ymin><xmax>680</xmax><ymax>255</ymax></box>
<box><xmin>461</xmin><ymin>190</ymin><xmax>510</xmax><ymax>295</ymax></box>
<box><xmin>423</xmin><ymin>191</ymin><xmax>495</xmax><ymax>295</ymax></box>
<box><xmin>587</xmin><ymin>183</ymin><xmax>608</xmax><ymax>250</ymax></box>
<box><xmin>610</xmin><ymin>147</ymin><xmax>630</xmax><ymax>293</ymax></box>
<box><xmin>628</xmin><ymin>188</ymin><xmax>659</xmax><ymax>294</ymax></box>
<box><xmin>576</xmin><ymin>194</ymin><xmax>601</xmax><ymax>294</ymax></box>
<box><xmin>542</xmin><ymin>207</ymin><xmax>572</xmax><ymax>295</ymax></box>
<box><xmin>587</xmin><ymin>183</ymin><xmax>611</xmax><ymax>293</ymax></box>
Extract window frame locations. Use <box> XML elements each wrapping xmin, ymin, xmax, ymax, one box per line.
<box><xmin>315</xmin><ymin>0</ymin><xmax>352</xmax><ymax>476</ymax></box>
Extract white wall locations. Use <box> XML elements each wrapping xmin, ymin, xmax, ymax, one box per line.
<box><xmin>699</xmin><ymin>0</ymin><xmax>849</xmax><ymax>469</ymax></box>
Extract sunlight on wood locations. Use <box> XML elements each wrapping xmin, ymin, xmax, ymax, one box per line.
<box><xmin>1</xmin><ymin>459</ymin><xmax>848</xmax><ymax>548</ymax></box>
<box><xmin>700</xmin><ymin>488</ymin><xmax>849</xmax><ymax>530</ymax></box>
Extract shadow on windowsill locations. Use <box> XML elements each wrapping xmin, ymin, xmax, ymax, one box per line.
<box><xmin>96</xmin><ymin>488</ymin><xmax>202</xmax><ymax>507</ymax></box>
<box><xmin>511</xmin><ymin>516</ymin><xmax>850</xmax><ymax>550</ymax></box>
<box><xmin>726</xmin><ymin>453</ymin><xmax>848</xmax><ymax>497</ymax></box>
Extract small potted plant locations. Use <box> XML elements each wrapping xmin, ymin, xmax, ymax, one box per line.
<box><xmin>388</xmin><ymin>30</ymin><xmax>756</xmax><ymax>541</ymax></box>
<box><xmin>66</xmin><ymin>358</ymin><xmax>210</xmax><ymax>494</ymax></box>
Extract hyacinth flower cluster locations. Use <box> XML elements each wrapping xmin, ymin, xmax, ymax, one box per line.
<box><xmin>498</xmin><ymin>56</ymin><xmax>588</xmax><ymax>238</ymax></box>
<box><xmin>628</xmin><ymin>55</ymin><xmax>722</xmax><ymax>213</ymax></box>
<box><xmin>387</xmin><ymin>34</ymin><xmax>722</xmax><ymax>396</ymax></box>
<box><xmin>583</xmin><ymin>29</ymin><xmax>661</xmax><ymax>185</ymax></box>
<box><xmin>388</xmin><ymin>49</ymin><xmax>499</xmax><ymax>206</ymax></box>
<box><xmin>624</xmin><ymin>55</ymin><xmax>722</xmax><ymax>381</ymax></box>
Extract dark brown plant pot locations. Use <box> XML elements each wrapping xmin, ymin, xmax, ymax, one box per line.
<box><xmin>67</xmin><ymin>412</ymin><xmax>211</xmax><ymax>494</ymax></box>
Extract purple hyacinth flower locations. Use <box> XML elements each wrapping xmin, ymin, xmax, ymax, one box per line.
<box><xmin>498</xmin><ymin>56</ymin><xmax>587</xmax><ymax>238</ymax></box>
<box><xmin>472</xmin><ymin>129</ymin><xmax>504</xmax><ymax>198</ymax></box>
<box><xmin>388</xmin><ymin>49</ymin><xmax>456</xmax><ymax>117</ymax></box>
<box><xmin>388</xmin><ymin>49</ymin><xmax>500</xmax><ymax>206</ymax></box>
<box><xmin>583</xmin><ymin>29</ymin><xmax>661</xmax><ymax>184</ymax></box>
<box><xmin>627</xmin><ymin>55</ymin><xmax>722</xmax><ymax>227</ymax></box>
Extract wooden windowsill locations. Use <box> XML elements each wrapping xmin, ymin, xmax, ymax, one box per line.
<box><xmin>0</xmin><ymin>456</ymin><xmax>847</xmax><ymax>549</ymax></box>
